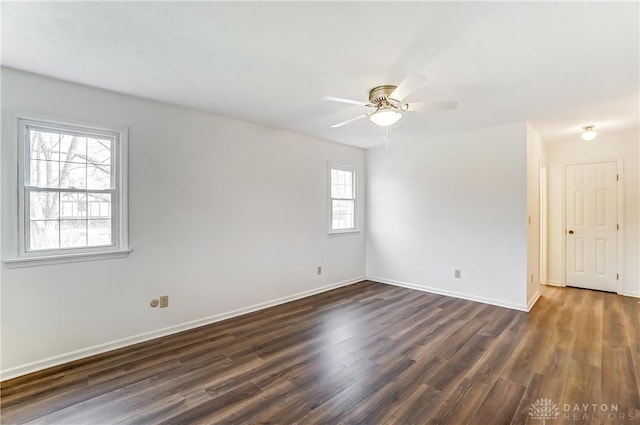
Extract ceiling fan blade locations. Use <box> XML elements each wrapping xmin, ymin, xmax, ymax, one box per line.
<box><xmin>405</xmin><ymin>101</ymin><xmax>458</xmax><ymax>111</ymax></box>
<box><xmin>330</xmin><ymin>114</ymin><xmax>369</xmax><ymax>128</ymax></box>
<box><xmin>324</xmin><ymin>96</ymin><xmax>369</xmax><ymax>106</ymax></box>
<box><xmin>390</xmin><ymin>74</ymin><xmax>427</xmax><ymax>102</ymax></box>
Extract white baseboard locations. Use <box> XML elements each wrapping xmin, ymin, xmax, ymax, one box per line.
<box><xmin>527</xmin><ymin>291</ymin><xmax>541</xmax><ymax>311</ymax></box>
<box><xmin>367</xmin><ymin>276</ymin><xmax>529</xmax><ymax>312</ymax></box>
<box><xmin>621</xmin><ymin>291</ymin><xmax>640</xmax><ymax>298</ymax></box>
<box><xmin>543</xmin><ymin>280</ymin><xmax>565</xmax><ymax>287</ymax></box>
<box><xmin>1</xmin><ymin>276</ymin><xmax>365</xmax><ymax>381</ymax></box>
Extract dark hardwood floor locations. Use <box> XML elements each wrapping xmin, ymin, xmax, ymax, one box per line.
<box><xmin>2</xmin><ymin>281</ymin><xmax>639</xmax><ymax>424</ymax></box>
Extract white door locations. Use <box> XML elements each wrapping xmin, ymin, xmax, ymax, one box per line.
<box><xmin>565</xmin><ymin>162</ymin><xmax>618</xmax><ymax>292</ymax></box>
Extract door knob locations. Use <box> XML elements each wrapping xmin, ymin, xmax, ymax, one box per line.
<box><xmin>568</xmin><ymin>230</ymin><xmax>574</xmax><ymax>234</ymax></box>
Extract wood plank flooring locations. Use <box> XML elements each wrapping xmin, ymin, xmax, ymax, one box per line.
<box><xmin>1</xmin><ymin>281</ymin><xmax>639</xmax><ymax>424</ymax></box>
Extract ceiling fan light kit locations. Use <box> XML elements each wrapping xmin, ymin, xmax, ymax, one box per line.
<box><xmin>581</xmin><ymin>125</ymin><xmax>597</xmax><ymax>141</ymax></box>
<box><xmin>370</xmin><ymin>108</ymin><xmax>403</xmax><ymax>127</ymax></box>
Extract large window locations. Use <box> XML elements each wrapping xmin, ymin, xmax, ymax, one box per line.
<box><xmin>16</xmin><ymin>118</ymin><xmax>128</xmax><ymax>261</ymax></box>
<box><xmin>329</xmin><ymin>164</ymin><xmax>356</xmax><ymax>232</ymax></box>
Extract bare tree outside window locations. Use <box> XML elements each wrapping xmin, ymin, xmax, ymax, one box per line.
<box><xmin>27</xmin><ymin>126</ymin><xmax>114</xmax><ymax>251</ymax></box>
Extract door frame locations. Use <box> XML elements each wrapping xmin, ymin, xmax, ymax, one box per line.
<box><xmin>562</xmin><ymin>158</ymin><xmax>624</xmax><ymax>293</ymax></box>
<box><xmin>540</xmin><ymin>160</ymin><xmax>547</xmax><ymax>285</ymax></box>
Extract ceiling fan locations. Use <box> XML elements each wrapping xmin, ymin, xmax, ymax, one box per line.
<box><xmin>325</xmin><ymin>74</ymin><xmax>458</xmax><ymax>129</ymax></box>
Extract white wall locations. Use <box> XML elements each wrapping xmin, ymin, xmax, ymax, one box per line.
<box><xmin>366</xmin><ymin>122</ymin><xmax>529</xmax><ymax>310</ymax></box>
<box><xmin>526</xmin><ymin>123</ymin><xmax>544</xmax><ymax>306</ymax></box>
<box><xmin>546</xmin><ymin>130</ymin><xmax>639</xmax><ymax>296</ymax></box>
<box><xmin>0</xmin><ymin>68</ymin><xmax>366</xmax><ymax>378</ymax></box>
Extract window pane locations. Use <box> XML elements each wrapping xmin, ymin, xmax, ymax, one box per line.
<box><xmin>60</xmin><ymin>220</ymin><xmax>87</xmax><ymax>248</ymax></box>
<box><xmin>29</xmin><ymin>129</ymin><xmax>60</xmax><ymax>161</ymax></box>
<box><xmin>30</xmin><ymin>220</ymin><xmax>59</xmax><ymax>250</ymax></box>
<box><xmin>332</xmin><ymin>199</ymin><xmax>355</xmax><ymax>230</ymax></box>
<box><xmin>87</xmin><ymin>138</ymin><xmax>112</xmax><ymax>166</ymax></box>
<box><xmin>30</xmin><ymin>191</ymin><xmax>59</xmax><ymax>219</ymax></box>
<box><xmin>87</xmin><ymin>165</ymin><xmax>111</xmax><ymax>190</ymax></box>
<box><xmin>59</xmin><ymin>135</ymin><xmax>87</xmax><ymax>164</ymax></box>
<box><xmin>61</xmin><ymin>192</ymin><xmax>87</xmax><ymax>219</ymax></box>
<box><xmin>330</xmin><ymin>168</ymin><xmax>354</xmax><ymax>200</ymax></box>
<box><xmin>330</xmin><ymin>169</ymin><xmax>337</xmax><ymax>197</ymax></box>
<box><xmin>332</xmin><ymin>183</ymin><xmax>344</xmax><ymax>198</ymax></box>
<box><xmin>344</xmin><ymin>171</ymin><xmax>353</xmax><ymax>197</ymax></box>
<box><xmin>60</xmin><ymin>162</ymin><xmax>87</xmax><ymax>189</ymax></box>
<box><xmin>88</xmin><ymin>193</ymin><xmax>112</xmax><ymax>218</ymax></box>
<box><xmin>343</xmin><ymin>184</ymin><xmax>353</xmax><ymax>199</ymax></box>
<box><xmin>30</xmin><ymin>160</ymin><xmax>59</xmax><ymax>188</ymax></box>
<box><xmin>88</xmin><ymin>220</ymin><xmax>112</xmax><ymax>246</ymax></box>
<box><xmin>346</xmin><ymin>210</ymin><xmax>354</xmax><ymax>228</ymax></box>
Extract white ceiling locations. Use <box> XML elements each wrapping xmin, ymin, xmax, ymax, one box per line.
<box><xmin>2</xmin><ymin>2</ymin><xmax>638</xmax><ymax>148</ymax></box>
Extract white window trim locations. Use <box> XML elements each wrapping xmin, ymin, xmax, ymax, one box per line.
<box><xmin>4</xmin><ymin>250</ymin><xmax>132</xmax><ymax>268</ymax></box>
<box><xmin>4</xmin><ymin>112</ymin><xmax>131</xmax><ymax>267</ymax></box>
<box><xmin>328</xmin><ymin>162</ymin><xmax>359</xmax><ymax>235</ymax></box>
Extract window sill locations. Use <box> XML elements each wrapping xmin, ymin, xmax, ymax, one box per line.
<box><xmin>4</xmin><ymin>249</ymin><xmax>132</xmax><ymax>268</ymax></box>
<box><xmin>328</xmin><ymin>229</ymin><xmax>361</xmax><ymax>236</ymax></box>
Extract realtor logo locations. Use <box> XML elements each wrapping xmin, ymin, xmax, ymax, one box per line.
<box><xmin>529</xmin><ymin>398</ymin><xmax>560</xmax><ymax>424</ymax></box>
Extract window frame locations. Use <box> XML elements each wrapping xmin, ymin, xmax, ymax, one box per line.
<box><xmin>328</xmin><ymin>163</ymin><xmax>359</xmax><ymax>235</ymax></box>
<box><xmin>8</xmin><ymin>116</ymin><xmax>130</xmax><ymax>266</ymax></box>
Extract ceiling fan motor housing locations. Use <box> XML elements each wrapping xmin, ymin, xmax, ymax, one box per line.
<box><xmin>369</xmin><ymin>85</ymin><xmax>397</xmax><ymax>105</ymax></box>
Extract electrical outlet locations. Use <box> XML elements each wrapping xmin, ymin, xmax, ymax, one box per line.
<box><xmin>160</xmin><ymin>295</ymin><xmax>169</xmax><ymax>308</ymax></box>
<box><xmin>317</xmin><ymin>266</ymin><xmax>322</xmax><ymax>275</ymax></box>
<box><xmin>454</xmin><ymin>269</ymin><xmax>461</xmax><ymax>278</ymax></box>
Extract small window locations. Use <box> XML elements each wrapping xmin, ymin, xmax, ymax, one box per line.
<box><xmin>329</xmin><ymin>164</ymin><xmax>356</xmax><ymax>232</ymax></box>
<box><xmin>16</xmin><ymin>118</ymin><xmax>128</xmax><ymax>261</ymax></box>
